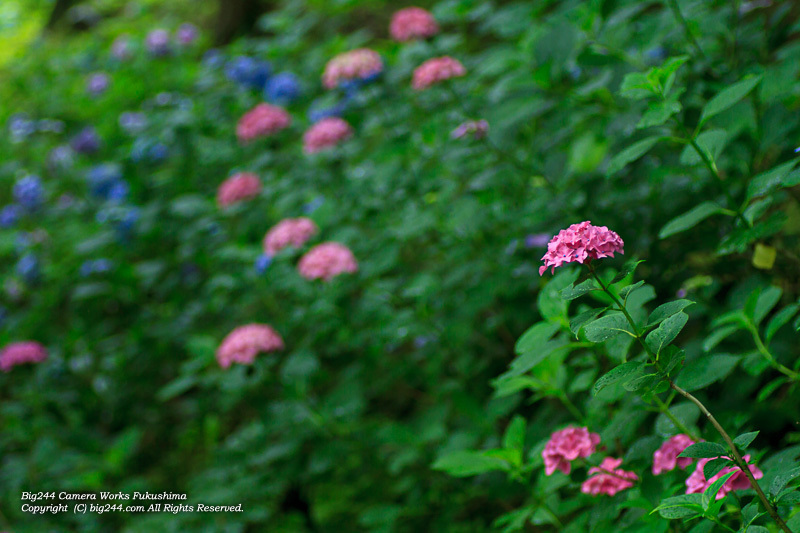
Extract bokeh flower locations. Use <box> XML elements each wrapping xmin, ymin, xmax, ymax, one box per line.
<box><xmin>308</xmin><ymin>99</ymin><xmax>348</xmax><ymax>123</ymax></box>
<box><xmin>1</xmin><ymin>341</ymin><xmax>48</xmax><ymax>372</ymax></box>
<box><xmin>0</xmin><ymin>205</ymin><xmax>22</xmax><ymax>228</ymax></box>
<box><xmin>303</xmin><ymin>117</ymin><xmax>353</xmax><ymax>154</ymax></box>
<box><xmin>686</xmin><ymin>455</ymin><xmax>763</xmax><ymax>499</ymax></box>
<box><xmin>298</xmin><ymin>242</ymin><xmax>358</xmax><ymax>281</ymax></box>
<box><xmin>86</xmin><ymin>164</ymin><xmax>127</xmax><ymax>202</ymax></box>
<box><xmin>653</xmin><ymin>434</ymin><xmax>695</xmax><ymax>475</ymax></box>
<box><xmin>236</xmin><ymin>103</ymin><xmax>291</xmax><ymax>143</ymax></box>
<box><xmin>390</xmin><ymin>7</ymin><xmax>439</xmax><ymax>41</ymax></box>
<box><xmin>217</xmin><ymin>172</ymin><xmax>262</xmax><ymax>207</ymax></box>
<box><xmin>264</xmin><ymin>72</ymin><xmax>301</xmax><ymax>104</ymax></box>
<box><xmin>255</xmin><ymin>254</ymin><xmax>272</xmax><ymax>273</ymax></box>
<box><xmin>14</xmin><ymin>175</ymin><xmax>45</xmax><ymax>211</ymax></box>
<box><xmin>225</xmin><ymin>56</ymin><xmax>271</xmax><ymax>89</ymax></box>
<box><xmin>146</xmin><ymin>29</ymin><xmax>171</xmax><ymax>56</ymax></box>
<box><xmin>119</xmin><ymin>112</ymin><xmax>148</xmax><ymax>135</ymax></box>
<box><xmin>86</xmin><ymin>72</ymin><xmax>110</xmax><ymax>95</ymax></box>
<box><xmin>451</xmin><ymin>119</ymin><xmax>488</xmax><ymax>140</ymax></box>
<box><xmin>322</xmin><ymin>49</ymin><xmax>383</xmax><ymax>90</ymax></box>
<box><xmin>542</xmin><ymin>426</ymin><xmax>601</xmax><ymax>475</ymax></box>
<box><xmin>111</xmin><ymin>35</ymin><xmax>133</xmax><ymax>60</ymax></box>
<box><xmin>175</xmin><ymin>23</ymin><xmax>199</xmax><ymax>45</ymax></box>
<box><xmin>263</xmin><ymin>217</ymin><xmax>318</xmax><ymax>255</ymax></box>
<box><xmin>539</xmin><ymin>221</ymin><xmax>624</xmax><ymax>275</ymax></box>
<box><xmin>581</xmin><ymin>457</ymin><xmax>638</xmax><ymax>496</ymax></box>
<box><xmin>216</xmin><ymin>324</ymin><xmax>284</xmax><ymax>368</ymax></box>
<box><xmin>412</xmin><ymin>56</ymin><xmax>466</xmax><ymax>90</ymax></box>
<box><xmin>70</xmin><ymin>126</ymin><xmax>101</xmax><ymax>154</ymax></box>
<box><xmin>16</xmin><ymin>254</ymin><xmax>41</xmax><ymax>283</ymax></box>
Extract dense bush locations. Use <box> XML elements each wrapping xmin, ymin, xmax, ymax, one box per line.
<box><xmin>2</xmin><ymin>0</ymin><xmax>800</xmax><ymax>531</ymax></box>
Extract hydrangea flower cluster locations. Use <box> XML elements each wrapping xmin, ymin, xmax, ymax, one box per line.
<box><xmin>236</xmin><ymin>103</ymin><xmax>291</xmax><ymax>143</ymax></box>
<box><xmin>216</xmin><ymin>324</ymin><xmax>284</xmax><ymax>368</ymax></box>
<box><xmin>70</xmin><ymin>126</ymin><xmax>102</xmax><ymax>154</ymax></box>
<box><xmin>542</xmin><ymin>426</ymin><xmax>601</xmax><ymax>475</ymax></box>
<box><xmin>539</xmin><ymin>221</ymin><xmax>624</xmax><ymax>275</ymax></box>
<box><xmin>308</xmin><ymin>99</ymin><xmax>348</xmax><ymax>123</ymax></box>
<box><xmin>86</xmin><ymin>72</ymin><xmax>110</xmax><ymax>95</ymax></box>
<box><xmin>297</xmin><ymin>242</ymin><xmax>358</xmax><ymax>281</ymax></box>
<box><xmin>322</xmin><ymin>49</ymin><xmax>383</xmax><ymax>89</ymax></box>
<box><xmin>111</xmin><ymin>35</ymin><xmax>133</xmax><ymax>60</ymax></box>
<box><xmin>0</xmin><ymin>205</ymin><xmax>22</xmax><ymax>228</ymax></box>
<box><xmin>80</xmin><ymin>259</ymin><xmax>114</xmax><ymax>277</ymax></box>
<box><xmin>13</xmin><ymin>175</ymin><xmax>45</xmax><ymax>211</ymax></box>
<box><xmin>175</xmin><ymin>23</ymin><xmax>198</xmax><ymax>46</ymax></box>
<box><xmin>263</xmin><ymin>217</ymin><xmax>318</xmax><ymax>256</ymax></box>
<box><xmin>303</xmin><ymin>117</ymin><xmax>353</xmax><ymax>154</ymax></box>
<box><xmin>412</xmin><ymin>56</ymin><xmax>466</xmax><ymax>90</ymax></box>
<box><xmin>390</xmin><ymin>7</ymin><xmax>439</xmax><ymax>41</ymax></box>
<box><xmin>581</xmin><ymin>457</ymin><xmax>639</xmax><ymax>496</ymax></box>
<box><xmin>217</xmin><ymin>173</ymin><xmax>262</xmax><ymax>208</ymax></box>
<box><xmin>86</xmin><ymin>164</ymin><xmax>128</xmax><ymax>202</ymax></box>
<box><xmin>225</xmin><ymin>56</ymin><xmax>271</xmax><ymax>90</ymax></box>
<box><xmin>146</xmin><ymin>29</ymin><xmax>171</xmax><ymax>56</ymax></box>
<box><xmin>652</xmin><ymin>434</ymin><xmax>695</xmax><ymax>475</ymax></box>
<box><xmin>686</xmin><ymin>455</ymin><xmax>764</xmax><ymax>499</ymax></box>
<box><xmin>451</xmin><ymin>119</ymin><xmax>488</xmax><ymax>140</ymax></box>
<box><xmin>264</xmin><ymin>72</ymin><xmax>301</xmax><ymax>104</ymax></box>
<box><xmin>0</xmin><ymin>341</ymin><xmax>48</xmax><ymax>372</ymax></box>
<box><xmin>119</xmin><ymin>112</ymin><xmax>148</xmax><ymax>135</ymax></box>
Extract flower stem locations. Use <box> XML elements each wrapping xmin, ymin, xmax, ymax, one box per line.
<box><xmin>587</xmin><ymin>264</ymin><xmax>791</xmax><ymax>533</ymax></box>
<box><xmin>651</xmin><ymin>394</ymin><xmax>701</xmax><ymax>442</ymax></box>
<box><xmin>665</xmin><ymin>0</ymin><xmax>708</xmax><ymax>61</ymax></box>
<box><xmin>747</xmin><ymin>323</ymin><xmax>800</xmax><ymax>380</ymax></box>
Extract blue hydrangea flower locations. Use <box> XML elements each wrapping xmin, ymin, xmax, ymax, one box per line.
<box><xmin>86</xmin><ymin>164</ymin><xmax>124</xmax><ymax>200</ymax></box>
<box><xmin>148</xmin><ymin>142</ymin><xmax>169</xmax><ymax>162</ymax></box>
<box><xmin>70</xmin><ymin>126</ymin><xmax>101</xmax><ymax>154</ymax></box>
<box><xmin>80</xmin><ymin>258</ymin><xmax>113</xmax><ymax>277</ymax></box>
<box><xmin>16</xmin><ymin>253</ymin><xmax>40</xmax><ymax>283</ymax></box>
<box><xmin>225</xmin><ymin>56</ymin><xmax>271</xmax><ymax>89</ymax></box>
<box><xmin>0</xmin><ymin>205</ymin><xmax>22</xmax><ymax>228</ymax></box>
<box><xmin>303</xmin><ymin>196</ymin><xmax>324</xmax><ymax>214</ymax></box>
<box><xmin>8</xmin><ymin>113</ymin><xmax>36</xmax><ymax>142</ymax></box>
<box><xmin>119</xmin><ymin>112</ymin><xmax>148</xmax><ymax>134</ymax></box>
<box><xmin>13</xmin><ymin>175</ymin><xmax>44</xmax><ymax>211</ymax></box>
<box><xmin>203</xmin><ymin>49</ymin><xmax>225</xmax><ymax>68</ymax></box>
<box><xmin>308</xmin><ymin>100</ymin><xmax>348</xmax><ymax>123</ymax></box>
<box><xmin>48</xmin><ymin>145</ymin><xmax>75</xmax><ymax>172</ymax></box>
<box><xmin>264</xmin><ymin>72</ymin><xmax>301</xmax><ymax>104</ymax></box>
<box><xmin>255</xmin><ymin>253</ymin><xmax>272</xmax><ymax>273</ymax></box>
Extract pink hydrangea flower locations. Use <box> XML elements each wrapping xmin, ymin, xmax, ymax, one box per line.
<box><xmin>216</xmin><ymin>324</ymin><xmax>284</xmax><ymax>368</ymax></box>
<box><xmin>322</xmin><ymin>49</ymin><xmax>383</xmax><ymax>89</ymax></box>
<box><xmin>1</xmin><ymin>341</ymin><xmax>48</xmax><ymax>372</ymax></box>
<box><xmin>581</xmin><ymin>457</ymin><xmax>638</xmax><ymax>496</ymax></box>
<box><xmin>217</xmin><ymin>172</ymin><xmax>261</xmax><ymax>207</ymax></box>
<box><xmin>303</xmin><ymin>117</ymin><xmax>353</xmax><ymax>154</ymax></box>
<box><xmin>236</xmin><ymin>103</ymin><xmax>291</xmax><ymax>143</ymax></box>
<box><xmin>412</xmin><ymin>56</ymin><xmax>466</xmax><ymax>90</ymax></box>
<box><xmin>263</xmin><ymin>217</ymin><xmax>318</xmax><ymax>256</ymax></box>
<box><xmin>298</xmin><ymin>242</ymin><xmax>358</xmax><ymax>281</ymax></box>
<box><xmin>539</xmin><ymin>221</ymin><xmax>624</xmax><ymax>276</ymax></box>
<box><xmin>146</xmin><ymin>29</ymin><xmax>171</xmax><ymax>56</ymax></box>
<box><xmin>686</xmin><ymin>455</ymin><xmax>763</xmax><ymax>499</ymax></box>
<box><xmin>175</xmin><ymin>23</ymin><xmax>198</xmax><ymax>45</ymax></box>
<box><xmin>451</xmin><ymin>119</ymin><xmax>488</xmax><ymax>140</ymax></box>
<box><xmin>653</xmin><ymin>434</ymin><xmax>696</xmax><ymax>475</ymax></box>
<box><xmin>390</xmin><ymin>7</ymin><xmax>439</xmax><ymax>41</ymax></box>
<box><xmin>542</xmin><ymin>426</ymin><xmax>601</xmax><ymax>475</ymax></box>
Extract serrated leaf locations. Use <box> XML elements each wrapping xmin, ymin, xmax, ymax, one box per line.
<box><xmin>733</xmin><ymin>431</ymin><xmax>759</xmax><ymax>450</ymax></box>
<box><xmin>607</xmin><ymin>137</ymin><xmax>661</xmax><ymax>177</ymax></box>
<box><xmin>560</xmin><ymin>278</ymin><xmax>597</xmax><ymax>301</ymax></box>
<box><xmin>679</xmin><ymin>442</ymin><xmax>728</xmax><ymax>459</ymax></box>
<box><xmin>592</xmin><ymin>361</ymin><xmax>645</xmax><ymax>396</ymax></box>
<box><xmin>777</xmin><ymin>491</ymin><xmax>800</xmax><ymax>506</ymax></box>
<box><xmin>647</xmin><ymin>299</ymin><xmax>695</xmax><ymax>327</ymax></box>
<box><xmin>584</xmin><ymin>313</ymin><xmax>634</xmax><ymax>342</ymax></box>
<box><xmin>659</xmin><ymin>202</ymin><xmax>730</xmax><ymax>239</ymax></box>
<box><xmin>674</xmin><ymin>354</ymin><xmax>739</xmax><ymax>392</ymax></box>
<box><xmin>770</xmin><ymin>466</ymin><xmax>800</xmax><ymax>497</ymax></box>
<box><xmin>645</xmin><ymin>311</ymin><xmax>688</xmax><ymax>354</ymax></box>
<box><xmin>623</xmin><ymin>373</ymin><xmax>658</xmax><ymax>391</ymax></box>
<box><xmin>700</xmin><ymin>75</ymin><xmax>763</xmax><ymax>125</ymax></box>
<box><xmin>703</xmin><ymin>457</ymin><xmax>732</xmax><ymax>480</ymax></box>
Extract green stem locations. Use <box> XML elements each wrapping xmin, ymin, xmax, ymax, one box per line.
<box><xmin>665</xmin><ymin>0</ymin><xmax>708</xmax><ymax>61</ymax></box>
<box><xmin>709</xmin><ymin>515</ymin><xmax>738</xmax><ymax>533</ymax></box>
<box><xmin>651</xmin><ymin>394</ymin><xmax>701</xmax><ymax>441</ymax></box>
<box><xmin>748</xmin><ymin>323</ymin><xmax>800</xmax><ymax>380</ymax></box>
<box><xmin>556</xmin><ymin>390</ymin><xmax>585</xmax><ymax>424</ymax></box>
<box><xmin>587</xmin><ymin>263</ymin><xmax>791</xmax><ymax>533</ymax></box>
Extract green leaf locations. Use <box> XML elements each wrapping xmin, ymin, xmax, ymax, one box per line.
<box><xmin>560</xmin><ymin>278</ymin><xmax>597</xmax><ymax>301</ymax></box>
<box><xmin>700</xmin><ymin>75</ymin><xmax>763</xmax><ymax>125</ymax></box>
<box><xmin>619</xmin><ymin>281</ymin><xmax>645</xmax><ymax>301</ymax></box>
<box><xmin>606</xmin><ymin>137</ymin><xmax>661</xmax><ymax>177</ymax></box>
<box><xmin>645</xmin><ymin>311</ymin><xmax>688</xmax><ymax>354</ymax></box>
<box><xmin>770</xmin><ymin>466</ymin><xmax>800</xmax><ymax>498</ymax></box>
<box><xmin>674</xmin><ymin>354</ymin><xmax>739</xmax><ymax>392</ymax></box>
<box><xmin>432</xmin><ymin>451</ymin><xmax>510</xmax><ymax>477</ymax></box>
<box><xmin>623</xmin><ymin>373</ymin><xmax>658</xmax><ymax>391</ymax></box>
<box><xmin>653</xmin><ymin>494</ymin><xmax>703</xmax><ymax>519</ymax></box>
<box><xmin>747</xmin><ymin>286</ymin><xmax>782</xmax><ymax>325</ymax></box>
<box><xmin>156</xmin><ymin>375</ymin><xmax>198</xmax><ymax>402</ymax></box>
<box><xmin>679</xmin><ymin>442</ymin><xmax>727</xmax><ymax>459</ymax></box>
<box><xmin>702</xmin><ymin>325</ymin><xmax>741</xmax><ymax>352</ymax></box>
<box><xmin>746</xmin><ymin>158</ymin><xmax>800</xmax><ymax>201</ymax></box>
<box><xmin>777</xmin><ymin>491</ymin><xmax>800</xmax><ymax>506</ymax></box>
<box><xmin>659</xmin><ymin>202</ymin><xmax>730</xmax><ymax>239</ymax></box>
<box><xmin>592</xmin><ymin>361</ymin><xmax>645</xmax><ymax>396</ymax></box>
<box><xmin>611</xmin><ymin>259</ymin><xmax>645</xmax><ymax>284</ymax></box>
<box><xmin>702</xmin><ymin>471</ymin><xmax>737</xmax><ymax>509</ymax></box>
<box><xmin>637</xmin><ymin>100</ymin><xmax>681</xmax><ymax>129</ymax></box>
<box><xmin>680</xmin><ymin>129</ymin><xmax>729</xmax><ymax>166</ymax></box>
<box><xmin>515</xmin><ymin>322</ymin><xmax>560</xmax><ymax>355</ymax></box>
<box><xmin>647</xmin><ymin>299</ymin><xmax>695</xmax><ymax>327</ymax></box>
<box><xmin>502</xmin><ymin>416</ymin><xmax>526</xmax><ymax>451</ymax></box>
<box><xmin>584</xmin><ymin>313</ymin><xmax>634</xmax><ymax>342</ymax></box>
<box><xmin>703</xmin><ymin>457</ymin><xmax>732</xmax><ymax>480</ymax></box>
<box><xmin>733</xmin><ymin>431</ymin><xmax>759</xmax><ymax>450</ymax></box>
<box><xmin>766</xmin><ymin>304</ymin><xmax>799</xmax><ymax>342</ymax></box>
<box><xmin>570</xmin><ymin>308</ymin><xmax>604</xmax><ymax>338</ymax></box>
<box><xmin>620</xmin><ymin>72</ymin><xmax>657</xmax><ymax>100</ymax></box>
